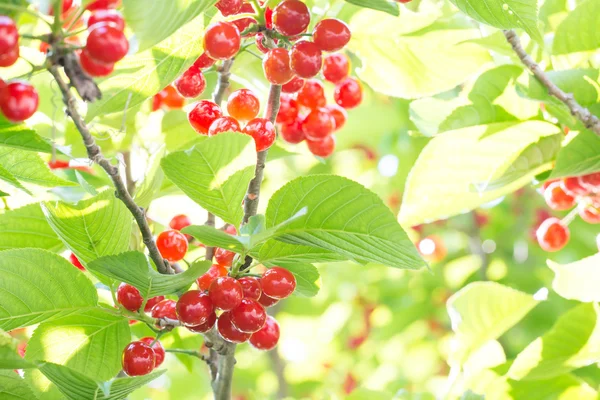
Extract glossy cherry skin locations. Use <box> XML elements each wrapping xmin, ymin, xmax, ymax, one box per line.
<box><xmin>143</xmin><ymin>296</ymin><xmax>165</xmax><ymax>313</ymax></box>
<box><xmin>334</xmin><ymin>77</ymin><xmax>363</xmax><ymax>109</ymax></box>
<box><xmin>313</xmin><ymin>19</ymin><xmax>351</xmax><ymax>52</ymax></box>
<box><xmin>281</xmin><ymin>119</ymin><xmax>305</xmax><ymax>144</ymax></box>
<box><xmin>230</xmin><ymin>298</ymin><xmax>267</xmax><ymax>333</ymax></box>
<box><xmin>150</xmin><ymin>299</ymin><xmax>177</xmax><ymax>320</ymax></box>
<box><xmin>0</xmin><ymin>81</ymin><xmax>39</xmax><ymax>122</ymax></box>
<box><xmin>117</xmin><ymin>283</ymin><xmax>143</xmax><ymax>311</ymax></box>
<box><xmin>80</xmin><ymin>49</ymin><xmax>114</xmax><ymax>77</ymax></box>
<box><xmin>579</xmin><ymin>204</ymin><xmax>600</xmax><ymax>224</ymax></box>
<box><xmin>161</xmin><ymin>85</ymin><xmax>185</xmax><ymax>109</ymax></box>
<box><xmin>214</xmin><ymin>247</ymin><xmax>236</xmax><ymax>267</ymax></box>
<box><xmin>156</xmin><ymin>230</ymin><xmax>188</xmax><ymax>261</ymax></box>
<box><xmin>174</xmin><ymin>65</ymin><xmax>206</xmax><ymax>98</ymax></box>
<box><xmin>139</xmin><ymin>337</ymin><xmax>165</xmax><ymax>367</ymax></box>
<box><xmin>197</xmin><ymin>264</ymin><xmax>229</xmax><ymax>291</ymax></box>
<box><xmin>282</xmin><ymin>76</ymin><xmax>305</xmax><ymax>93</ymax></box>
<box><xmin>244</xmin><ymin>118</ymin><xmax>277</xmax><ymax>152</ymax></box>
<box><xmin>326</xmin><ymin>104</ymin><xmax>347</xmax><ymax>130</ymax></box>
<box><xmin>297</xmin><ymin>79</ymin><xmax>326</xmax><ymax>110</ymax></box>
<box><xmin>188</xmin><ymin>100</ymin><xmax>223</xmax><ymax>135</ymax></box>
<box><xmin>0</xmin><ymin>46</ymin><xmax>18</xmax><ymax>68</ymax></box>
<box><xmin>261</xmin><ymin>267</ymin><xmax>296</xmax><ymax>299</ymax></box>
<box><xmin>263</xmin><ymin>48</ymin><xmax>294</xmax><ymax>85</ymax></box>
<box><xmin>249</xmin><ymin>316</ymin><xmax>280</xmax><ymax>350</ymax></box>
<box><xmin>188</xmin><ymin>311</ymin><xmax>217</xmax><ymax>333</ymax></box>
<box><xmin>217</xmin><ymin>311</ymin><xmax>251</xmax><ymax>343</ymax></box>
<box><xmin>306</xmin><ymin>135</ymin><xmax>335</xmax><ymax>158</ymax></box>
<box><xmin>86</xmin><ymin>0</ymin><xmax>121</xmax><ymax>10</ymax></box>
<box><xmin>203</xmin><ymin>22</ymin><xmax>241</xmax><ymax>60</ymax></box>
<box><xmin>227</xmin><ymin>89</ymin><xmax>260</xmax><ymax>121</ymax></box>
<box><xmin>323</xmin><ymin>53</ymin><xmax>350</xmax><ymax>83</ymax></box>
<box><xmin>88</xmin><ymin>9</ymin><xmax>125</xmax><ymax>31</ymax></box>
<box><xmin>290</xmin><ymin>41</ymin><xmax>322</xmax><ymax>79</ymax></box>
<box><xmin>276</xmin><ymin>95</ymin><xmax>299</xmax><ymax>125</ymax></box>
<box><xmin>536</xmin><ymin>217</ymin><xmax>569</xmax><ymax>252</ymax></box>
<box><xmin>208</xmin><ymin>116</ymin><xmax>241</xmax><ymax>136</ymax></box>
<box><xmin>0</xmin><ymin>16</ymin><xmax>18</xmax><ymax>62</ymax></box>
<box><xmin>86</xmin><ymin>25</ymin><xmax>129</xmax><ymax>64</ymax></box>
<box><xmin>272</xmin><ymin>0</ymin><xmax>310</xmax><ymax>36</ymax></box>
<box><xmin>580</xmin><ymin>173</ymin><xmax>600</xmax><ymax>192</ymax></box>
<box><xmin>302</xmin><ymin>108</ymin><xmax>335</xmax><ymax>140</ymax></box>
<box><xmin>216</xmin><ymin>0</ymin><xmax>243</xmax><ymax>16</ymax></box>
<box><xmin>223</xmin><ymin>224</ymin><xmax>237</xmax><ymax>235</ymax></box>
<box><xmin>210</xmin><ymin>277</ymin><xmax>243</xmax><ymax>311</ymax></box>
<box><xmin>238</xmin><ymin>277</ymin><xmax>262</xmax><ymax>300</ymax></box>
<box><xmin>561</xmin><ymin>177</ymin><xmax>589</xmax><ymax>196</ymax></box>
<box><xmin>193</xmin><ymin>52</ymin><xmax>216</xmax><ymax>69</ymax></box>
<box><xmin>177</xmin><ymin>290</ymin><xmax>215</xmax><ymax>326</ymax></box>
<box><xmin>169</xmin><ymin>214</ymin><xmax>191</xmax><ymax>231</ymax></box>
<box><xmin>543</xmin><ymin>181</ymin><xmax>575</xmax><ymax>211</ymax></box>
<box><xmin>258</xmin><ymin>291</ymin><xmax>279</xmax><ymax>307</ymax></box>
<box><xmin>69</xmin><ymin>253</ymin><xmax>85</xmax><ymax>271</ymax></box>
<box><xmin>231</xmin><ymin>3</ymin><xmax>257</xmax><ymax>37</ymax></box>
<box><xmin>122</xmin><ymin>341</ymin><xmax>155</xmax><ymax>376</ymax></box>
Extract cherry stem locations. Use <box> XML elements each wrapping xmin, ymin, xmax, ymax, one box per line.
<box><xmin>166</xmin><ymin>348</ymin><xmax>206</xmax><ymax>359</ymax></box>
<box><xmin>249</xmin><ymin>0</ymin><xmax>265</xmax><ymax>24</ymax></box>
<box><xmin>561</xmin><ymin>205</ymin><xmax>580</xmax><ymax>226</ymax></box>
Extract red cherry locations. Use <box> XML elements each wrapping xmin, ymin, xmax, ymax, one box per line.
<box><xmin>282</xmin><ymin>76</ymin><xmax>305</xmax><ymax>93</ymax></box>
<box><xmin>536</xmin><ymin>217</ymin><xmax>569</xmax><ymax>252</ymax></box>
<box><xmin>0</xmin><ymin>17</ymin><xmax>18</xmax><ymax>64</ymax></box>
<box><xmin>323</xmin><ymin>53</ymin><xmax>350</xmax><ymax>83</ymax></box>
<box><xmin>302</xmin><ymin>108</ymin><xmax>335</xmax><ymax>140</ymax></box>
<box><xmin>214</xmin><ymin>247</ymin><xmax>236</xmax><ymax>267</ymax></box>
<box><xmin>0</xmin><ymin>46</ymin><xmax>19</xmax><ymax>68</ymax></box>
<box><xmin>281</xmin><ymin>119</ymin><xmax>305</xmax><ymax>144</ymax></box>
<box><xmin>307</xmin><ymin>135</ymin><xmax>335</xmax><ymax>158</ymax></box>
<box><xmin>243</xmin><ymin>118</ymin><xmax>276</xmax><ymax>152</ymax></box>
<box><xmin>156</xmin><ymin>230</ymin><xmax>188</xmax><ymax>261</ymax></box>
<box><xmin>48</xmin><ymin>159</ymin><xmax>70</xmax><ymax>169</ymax></box>
<box><xmin>143</xmin><ymin>296</ymin><xmax>165</xmax><ymax>313</ymax></box>
<box><xmin>276</xmin><ymin>94</ymin><xmax>299</xmax><ymax>125</ymax></box>
<box><xmin>543</xmin><ymin>181</ymin><xmax>575</xmax><ymax>211</ymax></box>
<box><xmin>197</xmin><ymin>264</ymin><xmax>229</xmax><ymax>291</ymax></box>
<box><xmin>122</xmin><ymin>341</ymin><xmax>155</xmax><ymax>376</ymax></box>
<box><xmin>334</xmin><ymin>77</ymin><xmax>363</xmax><ymax>109</ymax></box>
<box><xmin>258</xmin><ymin>291</ymin><xmax>279</xmax><ymax>307</ymax></box>
<box><xmin>230</xmin><ymin>298</ymin><xmax>267</xmax><ymax>333</ymax></box>
<box><xmin>139</xmin><ymin>337</ymin><xmax>165</xmax><ymax>367</ymax></box>
<box><xmin>297</xmin><ymin>79</ymin><xmax>326</xmax><ymax>110</ymax></box>
<box><xmin>86</xmin><ymin>0</ymin><xmax>121</xmax><ymax>10</ymax></box>
<box><xmin>313</xmin><ymin>19</ymin><xmax>351</xmax><ymax>52</ymax></box>
<box><xmin>0</xmin><ymin>81</ymin><xmax>39</xmax><ymax>122</ymax></box>
<box><xmin>161</xmin><ymin>85</ymin><xmax>185</xmax><ymax>109</ymax></box>
<box><xmin>152</xmin><ymin>91</ymin><xmax>165</xmax><ymax>111</ymax></box>
<box><xmin>265</xmin><ymin>6</ymin><xmax>273</xmax><ymax>29</ymax></box>
<box><xmin>227</xmin><ymin>89</ymin><xmax>260</xmax><ymax>121</ymax></box>
<box><xmin>249</xmin><ymin>316</ymin><xmax>280</xmax><ymax>350</ymax></box>
<box><xmin>217</xmin><ymin>311</ymin><xmax>251</xmax><ymax>343</ymax></box>
<box><xmin>208</xmin><ymin>116</ymin><xmax>241</xmax><ymax>136</ymax></box>
<box><xmin>289</xmin><ymin>41</ymin><xmax>322</xmax><ymax>78</ymax></box>
<box><xmin>210</xmin><ymin>277</ymin><xmax>243</xmax><ymax>311</ymax></box>
<box><xmin>326</xmin><ymin>104</ymin><xmax>347</xmax><ymax>131</ymax></box>
<box><xmin>117</xmin><ymin>283</ymin><xmax>143</xmax><ymax>311</ymax></box>
<box><xmin>255</xmin><ymin>33</ymin><xmax>270</xmax><ymax>54</ymax></box>
<box><xmin>176</xmin><ymin>290</ymin><xmax>214</xmax><ymax>326</ymax></box>
<box><xmin>203</xmin><ymin>22</ymin><xmax>241</xmax><ymax>60</ymax></box>
<box><xmin>216</xmin><ymin>0</ymin><xmax>243</xmax><ymax>16</ymax></box>
<box><xmin>188</xmin><ymin>100</ymin><xmax>223</xmax><ymax>135</ymax></box>
<box><xmin>169</xmin><ymin>214</ymin><xmax>191</xmax><ymax>231</ymax></box>
<box><xmin>263</xmin><ymin>48</ymin><xmax>294</xmax><ymax>85</ymax></box>
<box><xmin>193</xmin><ymin>52</ymin><xmax>216</xmax><ymax>69</ymax></box>
<box><xmin>232</xmin><ymin>3</ymin><xmax>257</xmax><ymax>37</ymax></box>
<box><xmin>188</xmin><ymin>311</ymin><xmax>217</xmax><ymax>333</ymax></box>
<box><xmin>561</xmin><ymin>177</ymin><xmax>589</xmax><ymax>196</ymax></box>
<box><xmin>580</xmin><ymin>173</ymin><xmax>600</xmax><ymax>192</ymax></box>
<box><xmin>69</xmin><ymin>253</ymin><xmax>85</xmax><ymax>271</ymax></box>
<box><xmin>261</xmin><ymin>267</ymin><xmax>296</xmax><ymax>299</ymax></box>
<box><xmin>272</xmin><ymin>0</ymin><xmax>310</xmax><ymax>36</ymax></box>
<box><xmin>86</xmin><ymin>25</ymin><xmax>129</xmax><ymax>64</ymax></box>
<box><xmin>80</xmin><ymin>49</ymin><xmax>115</xmax><ymax>77</ymax></box>
<box><xmin>87</xmin><ymin>9</ymin><xmax>125</xmax><ymax>31</ymax></box>
<box><xmin>49</xmin><ymin>0</ymin><xmax>73</xmax><ymax>15</ymax></box>
<box><xmin>151</xmin><ymin>299</ymin><xmax>177</xmax><ymax>320</ymax></box>
<box><xmin>223</xmin><ymin>224</ymin><xmax>238</xmax><ymax>235</ymax></box>
<box><xmin>579</xmin><ymin>204</ymin><xmax>600</xmax><ymax>224</ymax></box>
<box><xmin>238</xmin><ymin>277</ymin><xmax>262</xmax><ymax>300</ymax></box>
<box><xmin>174</xmin><ymin>66</ymin><xmax>206</xmax><ymax>98</ymax></box>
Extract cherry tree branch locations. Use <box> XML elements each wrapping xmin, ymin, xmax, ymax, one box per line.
<box><xmin>504</xmin><ymin>29</ymin><xmax>600</xmax><ymax>135</ymax></box>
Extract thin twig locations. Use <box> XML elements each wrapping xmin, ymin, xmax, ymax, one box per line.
<box><xmin>504</xmin><ymin>30</ymin><xmax>600</xmax><ymax>135</ymax></box>
<box><xmin>166</xmin><ymin>348</ymin><xmax>206</xmax><ymax>360</ymax></box>
<box><xmin>122</xmin><ymin>151</ymin><xmax>135</xmax><ymax>194</ymax></box>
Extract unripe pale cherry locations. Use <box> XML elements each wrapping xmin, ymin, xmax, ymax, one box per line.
<box><xmin>313</xmin><ymin>19</ymin><xmax>351</xmax><ymax>52</ymax></box>
<box><xmin>188</xmin><ymin>100</ymin><xmax>223</xmax><ymax>135</ymax></box>
<box><xmin>272</xmin><ymin>0</ymin><xmax>310</xmax><ymax>36</ymax></box>
<box><xmin>203</xmin><ymin>22</ymin><xmax>241</xmax><ymax>60</ymax></box>
<box><xmin>536</xmin><ymin>217</ymin><xmax>569</xmax><ymax>252</ymax></box>
<box><xmin>174</xmin><ymin>65</ymin><xmax>206</xmax><ymax>98</ymax></box>
<box><xmin>86</xmin><ymin>25</ymin><xmax>129</xmax><ymax>64</ymax></box>
<box><xmin>122</xmin><ymin>341</ymin><xmax>155</xmax><ymax>376</ymax></box>
<box><xmin>227</xmin><ymin>89</ymin><xmax>260</xmax><ymax>121</ymax></box>
<box><xmin>249</xmin><ymin>315</ymin><xmax>280</xmax><ymax>350</ymax></box>
<box><xmin>208</xmin><ymin>117</ymin><xmax>241</xmax><ymax>136</ymax></box>
<box><xmin>263</xmin><ymin>48</ymin><xmax>294</xmax><ymax>85</ymax></box>
<box><xmin>217</xmin><ymin>311</ymin><xmax>251</xmax><ymax>343</ymax></box>
<box><xmin>244</xmin><ymin>118</ymin><xmax>277</xmax><ymax>152</ymax></box>
<box><xmin>289</xmin><ymin>41</ymin><xmax>322</xmax><ymax>79</ymax></box>
<box><xmin>261</xmin><ymin>267</ymin><xmax>296</xmax><ymax>299</ymax></box>
<box><xmin>307</xmin><ymin>135</ymin><xmax>335</xmax><ymax>158</ymax></box>
<box><xmin>176</xmin><ymin>290</ymin><xmax>215</xmax><ymax>326</ymax></box>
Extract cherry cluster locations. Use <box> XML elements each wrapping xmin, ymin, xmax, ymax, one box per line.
<box><xmin>536</xmin><ymin>173</ymin><xmax>600</xmax><ymax>252</ymax></box>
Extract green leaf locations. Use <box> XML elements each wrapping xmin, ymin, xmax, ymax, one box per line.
<box><xmin>87</xmin><ymin>14</ymin><xmax>204</xmax><ymax>119</ymax></box>
<box><xmin>42</xmin><ymin>190</ymin><xmax>132</xmax><ymax>266</ymax></box>
<box><xmin>509</xmin><ymin>374</ymin><xmax>597</xmax><ymax>400</ymax></box>
<box><xmin>409</xmin><ymin>97</ymin><xmax>467</xmax><ymax>137</ymax></box>
<box><xmin>0</xmin><ymin>370</ymin><xmax>40</xmax><ymax>400</ymax></box>
<box><xmin>74</xmin><ymin>171</ymin><xmax>98</xmax><ymax>196</ymax></box>
<box><xmin>256</xmin><ymin>240</ymin><xmax>346</xmax><ymax>265</ymax></box>
<box><xmin>508</xmin><ymin>303</ymin><xmax>600</xmax><ymax>380</ymax></box>
<box><xmin>343</xmin><ymin>0</ymin><xmax>398</xmax><ymax>16</ymax></box>
<box><xmin>123</xmin><ymin>0</ymin><xmax>214</xmax><ymax>52</ymax></box>
<box><xmin>548</xmin><ymin>254</ymin><xmax>600</xmax><ymax>302</ymax></box>
<box><xmin>0</xmin><ymin>249</ymin><xmax>97</xmax><ymax>331</ymax></box>
<box><xmin>0</xmin><ymin>119</ymin><xmax>57</xmax><ymax>153</ymax></box>
<box><xmin>0</xmin><ymin>203</ymin><xmax>62</xmax><ymax>251</ymax></box>
<box><xmin>440</xmin><ymin>104</ymin><xmax>518</xmax><ymax>132</ymax></box>
<box><xmin>182</xmin><ymin>226</ymin><xmax>247</xmax><ymax>253</ymax></box>
<box><xmin>400</xmin><ymin>121</ymin><xmax>561</xmax><ymax>226</ymax></box>
<box><xmin>278</xmin><ymin>262</ymin><xmax>320</xmax><ymax>297</ymax></box>
<box><xmin>162</xmin><ymin>110</ymin><xmax>202</xmax><ymax>152</ymax></box>
<box><xmin>550</xmin><ymin>130</ymin><xmax>600</xmax><ymax>179</ymax></box>
<box><xmin>161</xmin><ymin>132</ymin><xmax>257</xmax><ymax>226</ymax></box>
<box><xmin>348</xmin><ymin>9</ymin><xmax>490</xmax><ymax>98</ymax></box>
<box><xmin>87</xmin><ymin>251</ymin><xmax>211</xmax><ymax>298</ymax></box>
<box><xmin>0</xmin><ymin>148</ymin><xmax>75</xmax><ymax>188</ymax></box>
<box><xmin>522</xmin><ymin>69</ymin><xmax>600</xmax><ymax>107</ymax></box>
<box><xmin>449</xmin><ymin>0</ymin><xmax>542</xmax><ymax>43</ymax></box>
<box><xmin>265</xmin><ymin>175</ymin><xmax>424</xmax><ymax>269</ymax></box>
<box><xmin>553</xmin><ymin>0</ymin><xmax>600</xmax><ymax>55</ymax></box>
<box><xmin>447</xmin><ymin>281</ymin><xmax>540</xmax><ymax>365</ymax></box>
<box><xmin>0</xmin><ymin>333</ymin><xmax>36</xmax><ymax>370</ymax></box>
<box><xmin>133</xmin><ymin>146</ymin><xmax>165</xmax><ymax>209</ymax></box>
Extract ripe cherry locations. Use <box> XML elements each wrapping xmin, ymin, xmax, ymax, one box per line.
<box><xmin>265</xmin><ymin>6</ymin><xmax>273</xmax><ymax>29</ymax></box>
<box><xmin>117</xmin><ymin>283</ymin><xmax>143</xmax><ymax>311</ymax></box>
<box><xmin>86</xmin><ymin>0</ymin><xmax>121</xmax><ymax>10</ymax></box>
<box><xmin>144</xmin><ymin>296</ymin><xmax>165</xmax><ymax>313</ymax></box>
<box><xmin>249</xmin><ymin>315</ymin><xmax>280</xmax><ymax>350</ymax></box>
<box><xmin>263</xmin><ymin>48</ymin><xmax>294</xmax><ymax>85</ymax></box>
<box><xmin>231</xmin><ymin>298</ymin><xmax>267</xmax><ymax>333</ymax></box>
<box><xmin>536</xmin><ymin>217</ymin><xmax>569</xmax><ymax>252</ymax></box>
<box><xmin>297</xmin><ymin>79</ymin><xmax>326</xmax><ymax>110</ymax></box>
<box><xmin>188</xmin><ymin>100</ymin><xmax>223</xmax><ymax>135</ymax></box>
<box><xmin>0</xmin><ymin>81</ymin><xmax>39</xmax><ymax>122</ymax></box>
<box><xmin>203</xmin><ymin>22</ymin><xmax>241</xmax><ymax>60</ymax></box>
<box><xmin>261</xmin><ymin>267</ymin><xmax>296</xmax><ymax>299</ymax></box>
<box><xmin>80</xmin><ymin>49</ymin><xmax>114</xmax><ymax>77</ymax></box>
<box><xmin>580</xmin><ymin>173</ymin><xmax>600</xmax><ymax>192</ymax></box>
<box><xmin>281</xmin><ymin>119</ymin><xmax>305</xmax><ymax>144</ymax></box>
<box><xmin>290</xmin><ymin>41</ymin><xmax>322</xmax><ymax>79</ymax></box>
<box><xmin>188</xmin><ymin>311</ymin><xmax>217</xmax><ymax>333</ymax></box>
<box><xmin>238</xmin><ymin>276</ymin><xmax>262</xmax><ymax>300</ymax></box>
<box><xmin>139</xmin><ymin>337</ymin><xmax>165</xmax><ymax>367</ymax></box>
<box><xmin>0</xmin><ymin>16</ymin><xmax>18</xmax><ymax>67</ymax></box>
<box><xmin>302</xmin><ymin>108</ymin><xmax>335</xmax><ymax>140</ymax></box>
<box><xmin>276</xmin><ymin>95</ymin><xmax>299</xmax><ymax>125</ymax></box>
<box><xmin>258</xmin><ymin>291</ymin><xmax>279</xmax><ymax>307</ymax></box>
<box><xmin>176</xmin><ymin>290</ymin><xmax>215</xmax><ymax>326</ymax></box>
<box><xmin>193</xmin><ymin>52</ymin><xmax>216</xmax><ymax>69</ymax></box>
<box><xmin>49</xmin><ymin>0</ymin><xmax>73</xmax><ymax>15</ymax></box>
<box><xmin>210</xmin><ymin>277</ymin><xmax>243</xmax><ymax>311</ymax></box>
<box><xmin>313</xmin><ymin>19</ymin><xmax>351</xmax><ymax>52</ymax></box>
<box><xmin>326</xmin><ymin>104</ymin><xmax>347</xmax><ymax>130</ymax></box>
<box><xmin>227</xmin><ymin>89</ymin><xmax>260</xmax><ymax>121</ymax></box>
<box><xmin>561</xmin><ymin>177</ymin><xmax>589</xmax><ymax>196</ymax></box>
<box><xmin>232</xmin><ymin>3</ymin><xmax>257</xmax><ymax>37</ymax></box>
<box><xmin>161</xmin><ymin>85</ymin><xmax>185</xmax><ymax>109</ymax></box>
<box><xmin>208</xmin><ymin>116</ymin><xmax>241</xmax><ymax>136</ymax></box>
<box><xmin>0</xmin><ymin>46</ymin><xmax>18</xmax><ymax>68</ymax></box>
<box><xmin>323</xmin><ymin>53</ymin><xmax>350</xmax><ymax>83</ymax></box>
<box><xmin>156</xmin><ymin>230</ymin><xmax>188</xmax><ymax>261</ymax></box>
<box><xmin>216</xmin><ymin>0</ymin><xmax>243</xmax><ymax>16</ymax></box>
<box><xmin>223</xmin><ymin>224</ymin><xmax>238</xmax><ymax>235</ymax></box>
<box><xmin>86</xmin><ymin>25</ymin><xmax>129</xmax><ymax>64</ymax></box>
<box><xmin>197</xmin><ymin>264</ymin><xmax>229</xmax><ymax>291</ymax></box>
<box><xmin>174</xmin><ymin>65</ymin><xmax>206</xmax><ymax>98</ymax></box>
<box><xmin>152</xmin><ymin>91</ymin><xmax>166</xmax><ymax>111</ymax></box>
<box><xmin>88</xmin><ymin>9</ymin><xmax>125</xmax><ymax>31</ymax></box>
<box><xmin>579</xmin><ymin>204</ymin><xmax>600</xmax><ymax>224</ymax></box>
<box><xmin>69</xmin><ymin>253</ymin><xmax>85</xmax><ymax>271</ymax></box>
<box><xmin>307</xmin><ymin>135</ymin><xmax>335</xmax><ymax>158</ymax></box>
<box><xmin>122</xmin><ymin>341</ymin><xmax>155</xmax><ymax>377</ymax></box>
<box><xmin>244</xmin><ymin>118</ymin><xmax>277</xmax><ymax>152</ymax></box>
<box><xmin>217</xmin><ymin>311</ymin><xmax>251</xmax><ymax>343</ymax></box>
<box><xmin>334</xmin><ymin>77</ymin><xmax>363</xmax><ymax>109</ymax></box>
<box><xmin>282</xmin><ymin>76</ymin><xmax>305</xmax><ymax>93</ymax></box>
<box><xmin>215</xmin><ymin>247</ymin><xmax>236</xmax><ymax>267</ymax></box>
<box><xmin>544</xmin><ymin>181</ymin><xmax>575</xmax><ymax>210</ymax></box>
<box><xmin>151</xmin><ymin>299</ymin><xmax>177</xmax><ymax>320</ymax></box>
<box><xmin>272</xmin><ymin>0</ymin><xmax>310</xmax><ymax>36</ymax></box>
<box><xmin>169</xmin><ymin>214</ymin><xmax>191</xmax><ymax>231</ymax></box>
<box><xmin>48</xmin><ymin>159</ymin><xmax>70</xmax><ymax>169</ymax></box>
